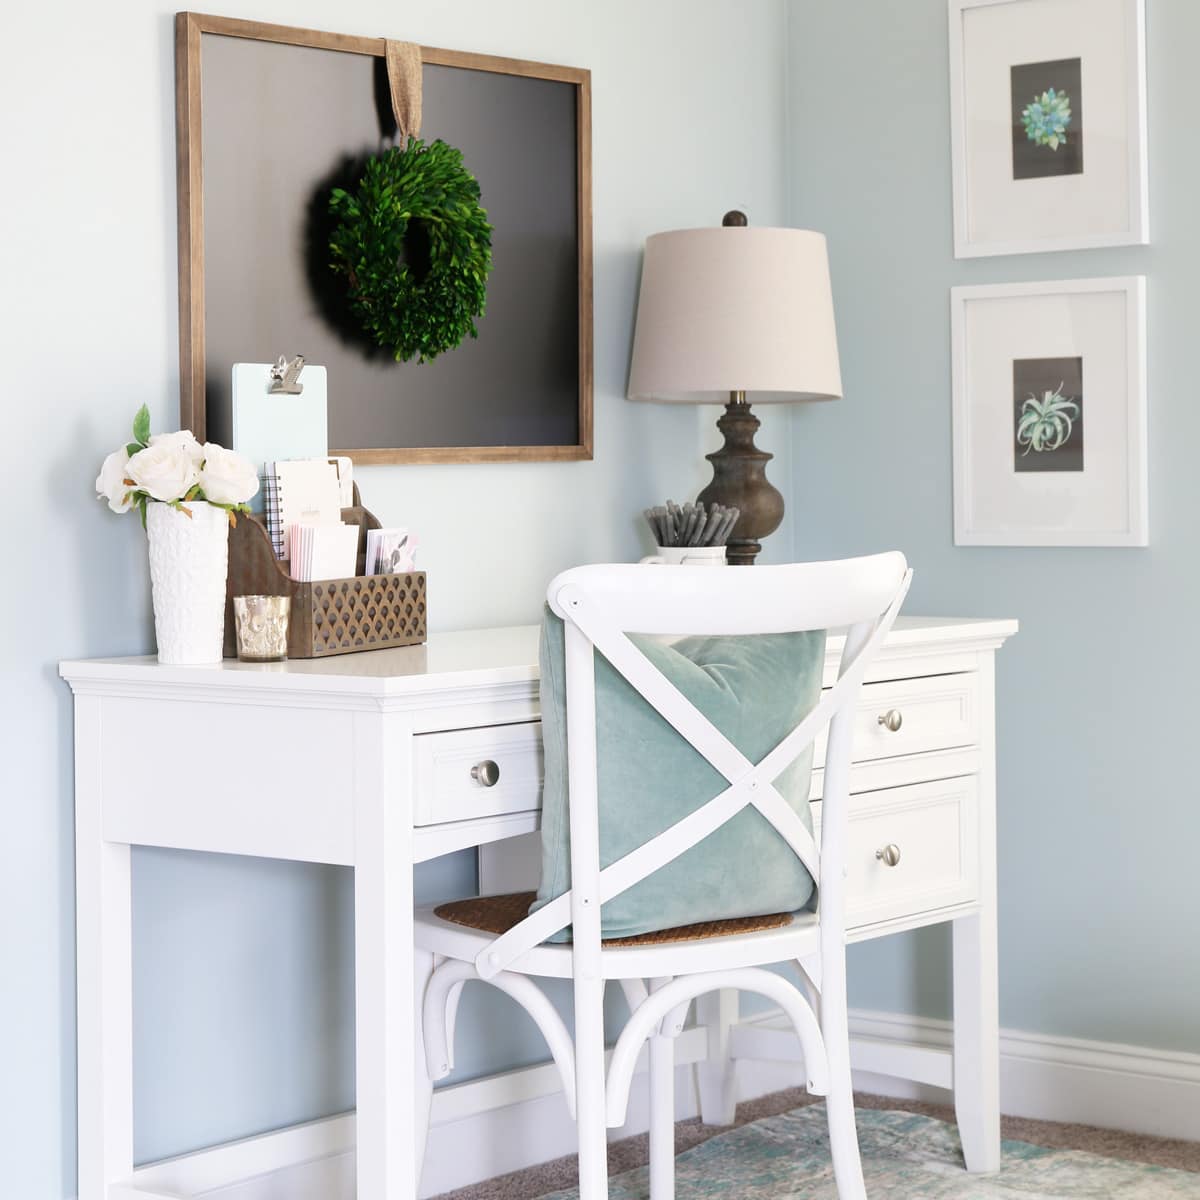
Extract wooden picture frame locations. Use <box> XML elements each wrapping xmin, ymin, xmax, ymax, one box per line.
<box><xmin>175</xmin><ymin>12</ymin><xmax>593</xmax><ymax>464</ymax></box>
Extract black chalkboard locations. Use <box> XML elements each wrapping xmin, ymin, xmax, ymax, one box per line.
<box><xmin>177</xmin><ymin>14</ymin><xmax>593</xmax><ymax>463</ymax></box>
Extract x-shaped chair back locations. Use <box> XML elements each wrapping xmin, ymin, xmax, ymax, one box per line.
<box><xmin>475</xmin><ymin>552</ymin><xmax>911</xmax><ymax>980</ymax></box>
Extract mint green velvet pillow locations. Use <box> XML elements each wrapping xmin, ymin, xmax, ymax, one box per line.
<box><xmin>533</xmin><ymin>610</ymin><xmax>826</xmax><ymax>940</ymax></box>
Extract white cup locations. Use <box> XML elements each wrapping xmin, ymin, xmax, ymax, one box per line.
<box><xmin>639</xmin><ymin>545</ymin><xmax>727</xmax><ymax>566</ymax></box>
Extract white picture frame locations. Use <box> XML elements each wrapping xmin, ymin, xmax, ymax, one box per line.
<box><xmin>951</xmin><ymin>277</ymin><xmax>1147</xmax><ymax>546</ymax></box>
<box><xmin>948</xmin><ymin>0</ymin><xmax>1148</xmax><ymax>258</ymax></box>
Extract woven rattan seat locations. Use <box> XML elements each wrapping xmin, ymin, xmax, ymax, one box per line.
<box><xmin>433</xmin><ymin>891</ymin><xmax>793</xmax><ymax>947</ymax></box>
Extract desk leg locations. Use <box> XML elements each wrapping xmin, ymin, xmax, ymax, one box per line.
<box><xmin>75</xmin><ymin>694</ymin><xmax>134</xmax><ymax>1200</ymax></box>
<box><xmin>952</xmin><ymin>652</ymin><xmax>1001</xmax><ymax>1174</ymax></box>
<box><xmin>354</xmin><ymin>712</ymin><xmax>416</xmax><ymax>1200</ymax></box>
<box><xmin>952</xmin><ymin>911</ymin><xmax>1000</xmax><ymax>1172</ymax></box>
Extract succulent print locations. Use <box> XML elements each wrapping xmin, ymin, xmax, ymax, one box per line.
<box><xmin>1022</xmin><ymin>87</ymin><xmax>1072</xmax><ymax>150</ymax></box>
<box><xmin>1016</xmin><ymin>383</ymin><xmax>1079</xmax><ymax>455</ymax></box>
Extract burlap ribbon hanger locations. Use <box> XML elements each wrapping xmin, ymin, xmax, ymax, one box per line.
<box><xmin>384</xmin><ymin>39</ymin><xmax>423</xmax><ymax>141</ymax></box>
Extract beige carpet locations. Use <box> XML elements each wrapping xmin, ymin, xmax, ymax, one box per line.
<box><xmin>431</xmin><ymin>1088</ymin><xmax>1200</xmax><ymax>1200</ymax></box>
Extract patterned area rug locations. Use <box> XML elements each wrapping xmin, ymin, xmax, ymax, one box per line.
<box><xmin>536</xmin><ymin>1105</ymin><xmax>1199</xmax><ymax>1198</ymax></box>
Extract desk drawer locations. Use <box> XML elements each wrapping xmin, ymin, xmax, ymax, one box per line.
<box><xmin>414</xmin><ymin>722</ymin><xmax>543</xmax><ymax>827</ymax></box>
<box><xmin>814</xmin><ymin>673</ymin><xmax>979</xmax><ymax>769</ymax></box>
<box><xmin>813</xmin><ymin>776</ymin><xmax>979</xmax><ymax>929</ymax></box>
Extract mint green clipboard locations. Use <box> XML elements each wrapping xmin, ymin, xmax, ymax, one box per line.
<box><xmin>231</xmin><ymin>362</ymin><xmax>328</xmax><ymax>514</ymax></box>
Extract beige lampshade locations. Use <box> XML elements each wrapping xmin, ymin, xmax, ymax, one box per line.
<box><xmin>627</xmin><ymin>225</ymin><xmax>842</xmax><ymax>404</ymax></box>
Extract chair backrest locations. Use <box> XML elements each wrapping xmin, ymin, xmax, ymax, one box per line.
<box><xmin>474</xmin><ymin>553</ymin><xmax>911</xmax><ymax>981</ymax></box>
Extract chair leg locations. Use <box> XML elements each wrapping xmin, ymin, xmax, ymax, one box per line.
<box><xmin>648</xmin><ymin>1031</ymin><xmax>675</xmax><ymax>1200</ymax></box>
<box><xmin>413</xmin><ymin>948</ymin><xmax>437</xmax><ymax>1194</ymax></box>
<box><xmin>820</xmin><ymin>955</ymin><xmax>866</xmax><ymax>1200</ymax></box>
<box><xmin>573</xmin><ymin>975</ymin><xmax>610</xmax><ymax>1200</ymax></box>
<box><xmin>695</xmin><ymin>989</ymin><xmax>739</xmax><ymax>1126</ymax></box>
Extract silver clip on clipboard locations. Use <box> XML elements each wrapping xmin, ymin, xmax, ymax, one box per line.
<box><xmin>268</xmin><ymin>353</ymin><xmax>306</xmax><ymax>395</ymax></box>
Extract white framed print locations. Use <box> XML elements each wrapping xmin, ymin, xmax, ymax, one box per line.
<box><xmin>948</xmin><ymin>0</ymin><xmax>1148</xmax><ymax>258</ymax></box>
<box><xmin>951</xmin><ymin>277</ymin><xmax>1147</xmax><ymax>546</ymax></box>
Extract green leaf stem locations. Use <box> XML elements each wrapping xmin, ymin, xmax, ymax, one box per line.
<box><xmin>132</xmin><ymin>404</ymin><xmax>151</xmax><ymax>448</ymax></box>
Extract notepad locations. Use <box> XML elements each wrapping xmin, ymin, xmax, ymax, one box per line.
<box><xmin>263</xmin><ymin>459</ymin><xmax>343</xmax><ymax>560</ymax></box>
<box><xmin>275</xmin><ymin>459</ymin><xmax>341</xmax><ymax>527</ymax></box>
<box><xmin>366</xmin><ymin>528</ymin><xmax>418</xmax><ymax>575</ymax></box>
<box><xmin>287</xmin><ymin>522</ymin><xmax>359</xmax><ymax>582</ymax></box>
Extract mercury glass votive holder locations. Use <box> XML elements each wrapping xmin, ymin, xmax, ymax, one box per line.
<box><xmin>233</xmin><ymin>595</ymin><xmax>291</xmax><ymax>662</ymax></box>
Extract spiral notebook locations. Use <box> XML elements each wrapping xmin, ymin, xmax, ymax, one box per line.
<box><xmin>263</xmin><ymin>459</ymin><xmax>343</xmax><ymax>560</ymax></box>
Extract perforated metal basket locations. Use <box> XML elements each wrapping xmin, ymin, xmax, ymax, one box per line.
<box><xmin>223</xmin><ymin>503</ymin><xmax>427</xmax><ymax>659</ymax></box>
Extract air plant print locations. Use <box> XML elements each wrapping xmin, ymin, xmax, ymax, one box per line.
<box><xmin>1013</xmin><ymin>357</ymin><xmax>1084</xmax><ymax>472</ymax></box>
<box><xmin>1011</xmin><ymin>58</ymin><xmax>1084</xmax><ymax>180</ymax></box>
<box><xmin>1017</xmin><ymin>383</ymin><xmax>1078</xmax><ymax>454</ymax></box>
<box><xmin>1021</xmin><ymin>88</ymin><xmax>1072</xmax><ymax>150</ymax></box>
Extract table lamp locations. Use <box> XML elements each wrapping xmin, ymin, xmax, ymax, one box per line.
<box><xmin>627</xmin><ymin>211</ymin><xmax>842</xmax><ymax>565</ymax></box>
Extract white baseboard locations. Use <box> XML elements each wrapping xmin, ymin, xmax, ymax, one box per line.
<box><xmin>125</xmin><ymin>1006</ymin><xmax>1200</xmax><ymax>1199</ymax></box>
<box><xmin>844</xmin><ymin>1007</ymin><xmax>1200</xmax><ymax>1144</ymax></box>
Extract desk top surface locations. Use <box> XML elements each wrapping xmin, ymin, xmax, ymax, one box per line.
<box><xmin>61</xmin><ymin>616</ymin><xmax>1017</xmax><ymax>699</ymax></box>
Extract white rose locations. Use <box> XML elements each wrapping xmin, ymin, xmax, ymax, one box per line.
<box><xmin>126</xmin><ymin>443</ymin><xmax>199</xmax><ymax>503</ymax></box>
<box><xmin>199</xmin><ymin>443</ymin><xmax>259</xmax><ymax>505</ymax></box>
<box><xmin>148</xmin><ymin>428</ymin><xmax>204</xmax><ymax>466</ymax></box>
<box><xmin>95</xmin><ymin>447</ymin><xmax>133</xmax><ymax>514</ymax></box>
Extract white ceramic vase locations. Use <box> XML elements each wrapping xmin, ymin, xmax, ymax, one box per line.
<box><xmin>146</xmin><ymin>500</ymin><xmax>230</xmax><ymax>665</ymax></box>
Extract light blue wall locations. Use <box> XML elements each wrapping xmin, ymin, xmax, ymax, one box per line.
<box><xmin>786</xmin><ymin>1</ymin><xmax>1200</xmax><ymax>1050</ymax></box>
<box><xmin>18</xmin><ymin>4</ymin><xmax>1195</xmax><ymax>1192</ymax></box>
<box><xmin>0</xmin><ymin>2</ymin><xmax>793</xmax><ymax>1193</ymax></box>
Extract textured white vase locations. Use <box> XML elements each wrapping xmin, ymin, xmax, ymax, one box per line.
<box><xmin>146</xmin><ymin>501</ymin><xmax>230</xmax><ymax>665</ymax></box>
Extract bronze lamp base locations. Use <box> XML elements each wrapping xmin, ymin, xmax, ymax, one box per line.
<box><xmin>696</xmin><ymin>392</ymin><xmax>784</xmax><ymax>566</ymax></box>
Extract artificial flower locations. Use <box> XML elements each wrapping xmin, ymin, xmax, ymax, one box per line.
<box><xmin>148</xmin><ymin>427</ymin><xmax>205</xmax><ymax>466</ymax></box>
<box><xmin>198</xmin><ymin>443</ymin><xmax>259</xmax><ymax>505</ymax></box>
<box><xmin>95</xmin><ymin>447</ymin><xmax>133</xmax><ymax>514</ymax></box>
<box><xmin>126</xmin><ymin>442</ymin><xmax>200</xmax><ymax>503</ymax></box>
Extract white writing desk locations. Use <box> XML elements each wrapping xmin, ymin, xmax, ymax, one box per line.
<box><xmin>62</xmin><ymin>614</ymin><xmax>1015</xmax><ymax>1200</ymax></box>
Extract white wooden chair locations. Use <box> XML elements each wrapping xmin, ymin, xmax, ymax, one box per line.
<box><xmin>413</xmin><ymin>553</ymin><xmax>911</xmax><ymax>1199</ymax></box>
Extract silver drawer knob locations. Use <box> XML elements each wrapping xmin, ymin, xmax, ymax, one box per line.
<box><xmin>876</xmin><ymin>843</ymin><xmax>901</xmax><ymax>868</ymax></box>
<box><xmin>878</xmin><ymin>709</ymin><xmax>903</xmax><ymax>732</ymax></box>
<box><xmin>471</xmin><ymin>760</ymin><xmax>500</xmax><ymax>787</ymax></box>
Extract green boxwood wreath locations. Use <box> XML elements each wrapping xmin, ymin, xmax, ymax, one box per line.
<box><xmin>328</xmin><ymin>137</ymin><xmax>493</xmax><ymax>363</ymax></box>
